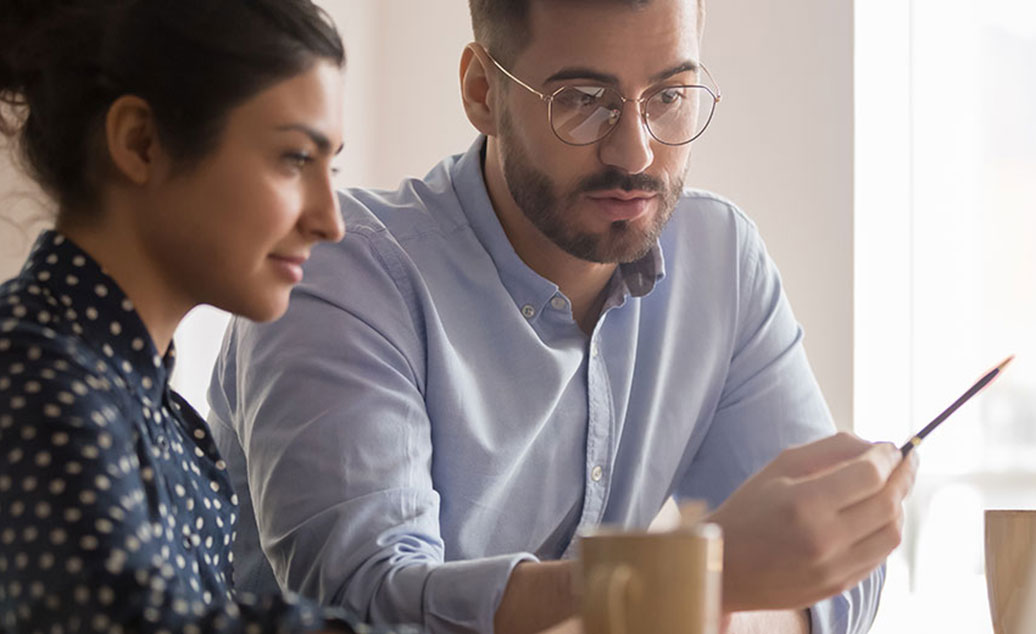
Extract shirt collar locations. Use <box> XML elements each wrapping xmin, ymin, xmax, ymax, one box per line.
<box><xmin>22</xmin><ymin>230</ymin><xmax>173</xmax><ymax>402</ymax></box>
<box><xmin>450</xmin><ymin>137</ymin><xmax>667</xmax><ymax>318</ymax></box>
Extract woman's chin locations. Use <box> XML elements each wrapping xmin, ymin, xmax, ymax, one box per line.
<box><xmin>220</xmin><ymin>292</ymin><xmax>290</xmax><ymax>324</ymax></box>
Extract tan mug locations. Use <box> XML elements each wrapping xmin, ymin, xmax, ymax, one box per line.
<box><xmin>985</xmin><ymin>509</ymin><xmax>1036</xmax><ymax>634</ymax></box>
<box><xmin>578</xmin><ymin>523</ymin><xmax>722</xmax><ymax>634</ymax></box>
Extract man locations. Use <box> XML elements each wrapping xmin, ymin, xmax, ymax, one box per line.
<box><xmin>208</xmin><ymin>0</ymin><xmax>916</xmax><ymax>632</ymax></box>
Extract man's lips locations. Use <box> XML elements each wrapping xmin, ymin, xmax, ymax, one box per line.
<box><xmin>586</xmin><ymin>189</ymin><xmax>659</xmax><ymax>202</ymax></box>
<box><xmin>584</xmin><ymin>190</ymin><xmax>658</xmax><ymax>222</ymax></box>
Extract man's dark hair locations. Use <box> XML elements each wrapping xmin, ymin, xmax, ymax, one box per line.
<box><xmin>468</xmin><ymin>0</ymin><xmax>704</xmax><ymax>65</ymax></box>
<box><xmin>0</xmin><ymin>0</ymin><xmax>345</xmax><ymax>217</ymax></box>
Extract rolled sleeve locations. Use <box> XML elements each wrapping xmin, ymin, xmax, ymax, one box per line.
<box><xmin>422</xmin><ymin>554</ymin><xmax>538</xmax><ymax>632</ymax></box>
<box><xmin>211</xmin><ymin>228</ymin><xmax>536</xmax><ymax>632</ymax></box>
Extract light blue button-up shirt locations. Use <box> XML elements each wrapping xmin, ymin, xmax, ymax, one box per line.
<box><xmin>208</xmin><ymin>137</ymin><xmax>882</xmax><ymax>633</ymax></box>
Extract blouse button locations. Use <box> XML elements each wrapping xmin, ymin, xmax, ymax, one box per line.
<box><xmin>157</xmin><ymin>436</ymin><xmax>170</xmax><ymax>451</ymax></box>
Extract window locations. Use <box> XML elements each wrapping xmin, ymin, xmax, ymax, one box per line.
<box><xmin>856</xmin><ymin>0</ymin><xmax>1036</xmax><ymax>631</ymax></box>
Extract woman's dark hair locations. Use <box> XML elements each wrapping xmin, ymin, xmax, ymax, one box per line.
<box><xmin>0</xmin><ymin>0</ymin><xmax>345</xmax><ymax>215</ymax></box>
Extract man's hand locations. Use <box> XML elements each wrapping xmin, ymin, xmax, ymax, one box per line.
<box><xmin>708</xmin><ymin>432</ymin><xmax>918</xmax><ymax>612</ymax></box>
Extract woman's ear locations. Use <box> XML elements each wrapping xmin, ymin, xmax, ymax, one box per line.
<box><xmin>104</xmin><ymin>95</ymin><xmax>160</xmax><ymax>185</ymax></box>
<box><xmin>460</xmin><ymin>43</ymin><xmax>499</xmax><ymax>137</ymax></box>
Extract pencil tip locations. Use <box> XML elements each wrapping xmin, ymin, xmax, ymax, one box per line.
<box><xmin>997</xmin><ymin>355</ymin><xmax>1015</xmax><ymax>372</ymax></box>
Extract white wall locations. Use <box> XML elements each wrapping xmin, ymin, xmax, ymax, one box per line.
<box><xmin>0</xmin><ymin>0</ymin><xmax>855</xmax><ymax>430</ymax></box>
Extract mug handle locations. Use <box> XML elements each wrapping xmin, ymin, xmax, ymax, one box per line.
<box><xmin>588</xmin><ymin>564</ymin><xmax>635</xmax><ymax>634</ymax></box>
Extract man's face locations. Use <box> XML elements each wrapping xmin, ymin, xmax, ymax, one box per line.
<box><xmin>495</xmin><ymin>0</ymin><xmax>702</xmax><ymax>264</ymax></box>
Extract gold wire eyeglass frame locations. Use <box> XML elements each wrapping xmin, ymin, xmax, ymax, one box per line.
<box><xmin>479</xmin><ymin>45</ymin><xmax>722</xmax><ymax>147</ymax></box>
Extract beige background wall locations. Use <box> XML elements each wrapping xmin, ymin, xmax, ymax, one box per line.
<box><xmin>0</xmin><ymin>0</ymin><xmax>855</xmax><ymax>430</ymax></box>
<box><xmin>692</xmin><ymin>0</ymin><xmax>855</xmax><ymax>429</ymax></box>
<box><xmin>0</xmin><ymin>141</ymin><xmax>49</xmax><ymax>279</ymax></box>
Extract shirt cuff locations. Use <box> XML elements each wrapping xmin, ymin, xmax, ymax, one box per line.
<box><xmin>808</xmin><ymin>563</ymin><xmax>885</xmax><ymax>634</ymax></box>
<box><xmin>809</xmin><ymin>594</ymin><xmax>847</xmax><ymax>634</ymax></box>
<box><xmin>419</xmin><ymin>552</ymin><xmax>538</xmax><ymax>633</ymax></box>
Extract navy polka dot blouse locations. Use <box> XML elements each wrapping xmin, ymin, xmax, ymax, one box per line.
<box><xmin>0</xmin><ymin>232</ymin><xmax>407</xmax><ymax>633</ymax></box>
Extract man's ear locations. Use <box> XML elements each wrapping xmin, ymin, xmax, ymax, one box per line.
<box><xmin>104</xmin><ymin>95</ymin><xmax>161</xmax><ymax>186</ymax></box>
<box><xmin>460</xmin><ymin>43</ymin><xmax>499</xmax><ymax>137</ymax></box>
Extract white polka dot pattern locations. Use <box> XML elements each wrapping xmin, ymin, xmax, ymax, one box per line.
<box><xmin>0</xmin><ymin>233</ymin><xmax>384</xmax><ymax>632</ymax></box>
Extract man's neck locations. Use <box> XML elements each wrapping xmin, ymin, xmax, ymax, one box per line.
<box><xmin>482</xmin><ymin>139</ymin><xmax>616</xmax><ymax>335</ymax></box>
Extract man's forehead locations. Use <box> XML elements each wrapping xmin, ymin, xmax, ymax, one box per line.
<box><xmin>520</xmin><ymin>0</ymin><xmax>701</xmax><ymax>81</ymax></box>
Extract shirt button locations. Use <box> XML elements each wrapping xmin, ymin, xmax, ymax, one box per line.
<box><xmin>550</xmin><ymin>296</ymin><xmax>567</xmax><ymax>310</ymax></box>
<box><xmin>591</xmin><ymin>341</ymin><xmax>600</xmax><ymax>358</ymax></box>
<box><xmin>590</xmin><ymin>465</ymin><xmax>604</xmax><ymax>482</ymax></box>
<box><xmin>521</xmin><ymin>304</ymin><xmax>536</xmax><ymax>319</ymax></box>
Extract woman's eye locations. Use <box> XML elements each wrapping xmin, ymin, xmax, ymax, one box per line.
<box><xmin>284</xmin><ymin>152</ymin><xmax>313</xmax><ymax>169</ymax></box>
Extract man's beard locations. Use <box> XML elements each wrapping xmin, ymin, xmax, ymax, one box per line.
<box><xmin>499</xmin><ymin>110</ymin><xmax>684</xmax><ymax>264</ymax></box>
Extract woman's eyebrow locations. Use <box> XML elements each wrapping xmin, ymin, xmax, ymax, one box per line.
<box><xmin>275</xmin><ymin>124</ymin><xmax>344</xmax><ymax>155</ymax></box>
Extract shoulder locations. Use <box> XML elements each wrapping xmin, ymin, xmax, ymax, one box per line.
<box><xmin>334</xmin><ymin>155</ymin><xmax>469</xmax><ymax>245</ymax></box>
<box><xmin>303</xmin><ymin>161</ymin><xmax>473</xmax><ymax>306</ymax></box>
<box><xmin>0</xmin><ymin>308</ymin><xmax>131</xmax><ymax>441</ymax></box>
<box><xmin>661</xmin><ymin>189</ymin><xmax>768</xmax><ymax>264</ymax></box>
<box><xmin>672</xmin><ymin>189</ymin><xmax>761</xmax><ymax>235</ymax></box>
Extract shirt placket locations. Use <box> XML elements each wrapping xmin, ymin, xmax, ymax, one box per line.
<box><xmin>573</xmin><ymin>328</ymin><xmax>616</xmax><ymax>537</ymax></box>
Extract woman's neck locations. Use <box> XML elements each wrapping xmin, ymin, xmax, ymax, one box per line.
<box><xmin>56</xmin><ymin>216</ymin><xmax>193</xmax><ymax>356</ymax></box>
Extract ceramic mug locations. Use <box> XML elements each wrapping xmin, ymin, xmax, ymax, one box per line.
<box><xmin>579</xmin><ymin>523</ymin><xmax>722</xmax><ymax>634</ymax></box>
<box><xmin>985</xmin><ymin>509</ymin><xmax>1036</xmax><ymax>634</ymax></box>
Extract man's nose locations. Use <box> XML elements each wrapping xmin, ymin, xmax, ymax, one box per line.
<box><xmin>597</xmin><ymin>101</ymin><xmax>654</xmax><ymax>174</ymax></box>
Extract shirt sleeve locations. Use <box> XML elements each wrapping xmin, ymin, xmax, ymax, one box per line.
<box><xmin>210</xmin><ymin>230</ymin><xmax>534</xmax><ymax>633</ymax></box>
<box><xmin>0</xmin><ymin>333</ymin><xmax>349</xmax><ymax>633</ymax></box>
<box><xmin>672</xmin><ymin>216</ymin><xmax>884</xmax><ymax>634</ymax></box>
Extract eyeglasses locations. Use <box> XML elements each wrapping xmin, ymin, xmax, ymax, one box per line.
<box><xmin>482</xmin><ymin>47</ymin><xmax>721</xmax><ymax>147</ymax></box>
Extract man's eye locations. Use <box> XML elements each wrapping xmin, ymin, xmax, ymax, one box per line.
<box><xmin>576</xmin><ymin>89</ymin><xmax>603</xmax><ymax>106</ymax></box>
<box><xmin>557</xmin><ymin>86</ymin><xmax>607</xmax><ymax>110</ymax></box>
<box><xmin>658</xmin><ymin>88</ymin><xmax>684</xmax><ymax>105</ymax></box>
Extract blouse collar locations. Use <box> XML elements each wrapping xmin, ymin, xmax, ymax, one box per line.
<box><xmin>20</xmin><ymin>231</ymin><xmax>174</xmax><ymax>403</ymax></box>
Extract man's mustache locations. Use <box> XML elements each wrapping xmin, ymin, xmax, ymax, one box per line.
<box><xmin>576</xmin><ymin>168</ymin><xmax>665</xmax><ymax>195</ymax></box>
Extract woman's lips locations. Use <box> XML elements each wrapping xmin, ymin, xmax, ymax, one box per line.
<box><xmin>268</xmin><ymin>254</ymin><xmax>307</xmax><ymax>283</ymax></box>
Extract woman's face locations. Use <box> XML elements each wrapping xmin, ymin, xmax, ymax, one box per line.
<box><xmin>140</xmin><ymin>60</ymin><xmax>346</xmax><ymax>322</ymax></box>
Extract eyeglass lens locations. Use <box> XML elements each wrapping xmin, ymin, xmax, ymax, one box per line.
<box><xmin>549</xmin><ymin>84</ymin><xmax>716</xmax><ymax>146</ymax></box>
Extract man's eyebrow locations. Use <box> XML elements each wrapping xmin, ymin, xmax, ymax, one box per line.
<box><xmin>543</xmin><ymin>60</ymin><xmax>701</xmax><ymax>86</ymax></box>
<box><xmin>544</xmin><ymin>67</ymin><xmax>619</xmax><ymax>85</ymax></box>
<box><xmin>650</xmin><ymin>60</ymin><xmax>700</xmax><ymax>83</ymax></box>
<box><xmin>276</xmin><ymin>124</ymin><xmax>344</xmax><ymax>155</ymax></box>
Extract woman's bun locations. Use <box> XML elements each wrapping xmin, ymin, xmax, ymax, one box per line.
<box><xmin>1</xmin><ymin>0</ymin><xmax>343</xmax><ymax>214</ymax></box>
<box><xmin>1</xmin><ymin>1</ymin><xmax>105</xmax><ymax>121</ymax></box>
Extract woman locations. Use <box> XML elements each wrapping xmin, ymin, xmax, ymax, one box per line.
<box><xmin>0</xmin><ymin>1</ymin><xmax>403</xmax><ymax>631</ymax></box>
